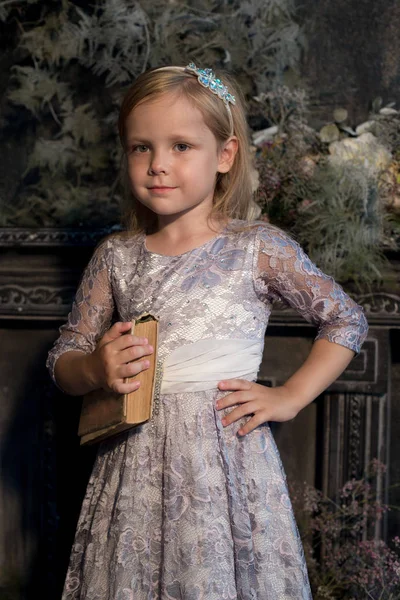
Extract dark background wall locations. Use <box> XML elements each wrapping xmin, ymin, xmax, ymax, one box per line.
<box><xmin>297</xmin><ymin>0</ymin><xmax>400</xmax><ymax>126</ymax></box>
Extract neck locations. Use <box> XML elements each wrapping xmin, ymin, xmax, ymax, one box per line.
<box><xmin>145</xmin><ymin>209</ymin><xmax>229</xmax><ymax>256</ymax></box>
<box><xmin>157</xmin><ymin>217</ymin><xmax>217</xmax><ymax>240</ymax></box>
<box><xmin>156</xmin><ymin>202</ymin><xmax>223</xmax><ymax>239</ymax></box>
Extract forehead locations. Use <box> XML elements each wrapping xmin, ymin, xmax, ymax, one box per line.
<box><xmin>125</xmin><ymin>92</ymin><xmax>210</xmax><ymax>137</ymax></box>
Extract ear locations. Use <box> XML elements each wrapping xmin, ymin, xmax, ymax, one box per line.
<box><xmin>217</xmin><ymin>137</ymin><xmax>239</xmax><ymax>173</ymax></box>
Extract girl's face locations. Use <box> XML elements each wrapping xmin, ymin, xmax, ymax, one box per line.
<box><xmin>124</xmin><ymin>92</ymin><xmax>236</xmax><ymax>224</ymax></box>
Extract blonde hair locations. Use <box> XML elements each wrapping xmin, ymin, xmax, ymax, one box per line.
<box><xmin>118</xmin><ymin>66</ymin><xmax>254</xmax><ymax>233</ymax></box>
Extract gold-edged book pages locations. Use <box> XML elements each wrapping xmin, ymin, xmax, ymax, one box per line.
<box><xmin>78</xmin><ymin>313</ymin><xmax>159</xmax><ymax>445</ymax></box>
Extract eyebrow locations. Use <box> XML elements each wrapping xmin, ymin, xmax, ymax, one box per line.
<box><xmin>126</xmin><ymin>132</ymin><xmax>205</xmax><ymax>145</ymax></box>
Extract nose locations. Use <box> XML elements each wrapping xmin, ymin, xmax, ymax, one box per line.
<box><xmin>148</xmin><ymin>149</ymin><xmax>169</xmax><ymax>175</ymax></box>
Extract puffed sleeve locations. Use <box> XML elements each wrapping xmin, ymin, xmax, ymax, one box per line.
<box><xmin>253</xmin><ymin>225</ymin><xmax>368</xmax><ymax>353</ymax></box>
<box><xmin>46</xmin><ymin>237</ymin><xmax>115</xmax><ymax>385</ymax></box>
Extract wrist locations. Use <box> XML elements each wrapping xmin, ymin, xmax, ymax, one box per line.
<box><xmin>280</xmin><ymin>383</ymin><xmax>313</xmax><ymax>415</ymax></box>
<box><xmin>83</xmin><ymin>352</ymin><xmax>102</xmax><ymax>391</ymax></box>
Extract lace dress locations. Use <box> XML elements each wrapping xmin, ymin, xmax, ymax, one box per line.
<box><xmin>47</xmin><ymin>221</ymin><xmax>368</xmax><ymax>600</ymax></box>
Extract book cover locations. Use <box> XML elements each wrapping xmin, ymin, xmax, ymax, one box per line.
<box><xmin>78</xmin><ymin>313</ymin><xmax>159</xmax><ymax>445</ymax></box>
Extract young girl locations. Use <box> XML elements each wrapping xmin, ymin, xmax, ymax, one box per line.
<box><xmin>47</xmin><ymin>63</ymin><xmax>368</xmax><ymax>600</ymax></box>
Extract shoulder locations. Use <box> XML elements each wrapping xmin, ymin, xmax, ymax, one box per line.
<box><xmin>92</xmin><ymin>230</ymin><xmax>144</xmax><ymax>258</ymax></box>
<box><xmin>86</xmin><ymin>230</ymin><xmax>144</xmax><ymax>276</ymax></box>
<box><xmin>226</xmin><ymin>219</ymin><xmax>301</xmax><ymax>256</ymax></box>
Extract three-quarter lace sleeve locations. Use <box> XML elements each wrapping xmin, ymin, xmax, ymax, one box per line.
<box><xmin>46</xmin><ymin>237</ymin><xmax>115</xmax><ymax>385</ymax></box>
<box><xmin>253</xmin><ymin>225</ymin><xmax>368</xmax><ymax>353</ymax></box>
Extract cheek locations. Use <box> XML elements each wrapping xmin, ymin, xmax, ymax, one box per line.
<box><xmin>181</xmin><ymin>155</ymin><xmax>219</xmax><ymax>180</ymax></box>
<box><xmin>127</xmin><ymin>159</ymin><xmax>145</xmax><ymax>183</ymax></box>
<box><xmin>203</xmin><ymin>151</ymin><xmax>220</xmax><ymax>173</ymax></box>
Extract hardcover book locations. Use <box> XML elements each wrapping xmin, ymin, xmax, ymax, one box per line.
<box><xmin>78</xmin><ymin>313</ymin><xmax>159</xmax><ymax>445</ymax></box>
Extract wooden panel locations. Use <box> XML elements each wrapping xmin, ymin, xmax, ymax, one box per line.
<box><xmin>321</xmin><ymin>392</ymin><xmax>390</xmax><ymax>540</ymax></box>
<box><xmin>0</xmin><ymin>327</ymin><xmax>58</xmax><ymax>596</ymax></box>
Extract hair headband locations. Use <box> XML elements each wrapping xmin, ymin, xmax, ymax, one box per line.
<box><xmin>152</xmin><ymin>62</ymin><xmax>236</xmax><ymax>136</ymax></box>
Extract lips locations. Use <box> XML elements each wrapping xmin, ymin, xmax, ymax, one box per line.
<box><xmin>148</xmin><ymin>186</ymin><xmax>177</xmax><ymax>193</ymax></box>
<box><xmin>148</xmin><ymin>186</ymin><xmax>176</xmax><ymax>190</ymax></box>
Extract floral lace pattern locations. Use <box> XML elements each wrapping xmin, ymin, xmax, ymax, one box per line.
<box><xmin>47</xmin><ymin>221</ymin><xmax>368</xmax><ymax>599</ymax></box>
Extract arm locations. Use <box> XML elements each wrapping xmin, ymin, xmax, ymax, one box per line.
<box><xmin>217</xmin><ymin>338</ymin><xmax>354</xmax><ymax>436</ymax></box>
<box><xmin>282</xmin><ymin>338</ymin><xmax>354</xmax><ymax>412</ymax></box>
<box><xmin>54</xmin><ymin>350</ymin><xmax>96</xmax><ymax>397</ymax></box>
<box><xmin>47</xmin><ymin>237</ymin><xmax>153</xmax><ymax>396</ymax></box>
<box><xmin>54</xmin><ymin>323</ymin><xmax>153</xmax><ymax>396</ymax></box>
<box><xmin>216</xmin><ymin>225</ymin><xmax>368</xmax><ymax>435</ymax></box>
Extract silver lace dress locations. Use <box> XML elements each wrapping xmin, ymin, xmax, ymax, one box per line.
<box><xmin>47</xmin><ymin>221</ymin><xmax>368</xmax><ymax>600</ymax></box>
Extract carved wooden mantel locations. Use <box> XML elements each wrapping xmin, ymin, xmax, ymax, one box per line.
<box><xmin>0</xmin><ymin>227</ymin><xmax>112</xmax><ymax>319</ymax></box>
<box><xmin>0</xmin><ymin>228</ymin><xmax>399</xmax><ymax>596</ymax></box>
<box><xmin>1</xmin><ymin>227</ymin><xmax>400</xmax><ymax>324</ymax></box>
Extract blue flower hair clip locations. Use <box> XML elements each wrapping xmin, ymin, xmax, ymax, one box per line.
<box><xmin>185</xmin><ymin>62</ymin><xmax>236</xmax><ymax>107</ymax></box>
<box><xmin>152</xmin><ymin>62</ymin><xmax>236</xmax><ymax>134</ymax></box>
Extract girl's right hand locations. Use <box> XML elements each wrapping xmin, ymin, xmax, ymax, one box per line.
<box><xmin>88</xmin><ymin>321</ymin><xmax>154</xmax><ymax>394</ymax></box>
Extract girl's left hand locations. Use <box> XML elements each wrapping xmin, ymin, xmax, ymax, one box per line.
<box><xmin>216</xmin><ymin>379</ymin><xmax>301</xmax><ymax>436</ymax></box>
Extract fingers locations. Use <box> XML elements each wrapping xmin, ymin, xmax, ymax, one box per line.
<box><xmin>102</xmin><ymin>356</ymin><xmax>151</xmax><ymax>394</ymax></box>
<box><xmin>114</xmin><ymin>334</ymin><xmax>150</xmax><ymax>352</ymax></box>
<box><xmin>105</xmin><ymin>354</ymin><xmax>153</xmax><ymax>394</ymax></box>
<box><xmin>100</xmin><ymin>321</ymin><xmax>133</xmax><ymax>345</ymax></box>
<box><xmin>220</xmin><ymin>401</ymin><xmax>257</xmax><ymax>427</ymax></box>
<box><xmin>100</xmin><ymin>332</ymin><xmax>153</xmax><ymax>367</ymax></box>
<box><xmin>216</xmin><ymin>389</ymin><xmax>253</xmax><ymax>410</ymax></box>
<box><xmin>218</xmin><ymin>379</ymin><xmax>252</xmax><ymax>392</ymax></box>
<box><xmin>118</xmin><ymin>359</ymin><xmax>151</xmax><ymax>380</ymax></box>
<box><xmin>103</xmin><ymin>330</ymin><xmax>154</xmax><ymax>364</ymax></box>
<box><xmin>237</xmin><ymin>414</ymin><xmax>267</xmax><ymax>436</ymax></box>
<box><xmin>103</xmin><ymin>344</ymin><xmax>153</xmax><ymax>390</ymax></box>
<box><xmin>216</xmin><ymin>380</ymin><xmax>268</xmax><ymax>436</ymax></box>
<box><xmin>96</xmin><ymin>323</ymin><xmax>154</xmax><ymax>392</ymax></box>
<box><xmin>110</xmin><ymin>379</ymin><xmax>142</xmax><ymax>395</ymax></box>
<box><xmin>119</xmin><ymin>342</ymin><xmax>154</xmax><ymax>365</ymax></box>
<box><xmin>218</xmin><ymin>399</ymin><xmax>268</xmax><ymax>436</ymax></box>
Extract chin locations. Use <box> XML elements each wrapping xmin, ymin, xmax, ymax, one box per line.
<box><xmin>140</xmin><ymin>201</ymin><xmax>197</xmax><ymax>217</ymax></box>
<box><xmin>141</xmin><ymin>204</ymin><xmax>179</xmax><ymax>215</ymax></box>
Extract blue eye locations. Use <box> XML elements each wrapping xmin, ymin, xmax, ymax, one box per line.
<box><xmin>175</xmin><ymin>143</ymin><xmax>190</xmax><ymax>152</ymax></box>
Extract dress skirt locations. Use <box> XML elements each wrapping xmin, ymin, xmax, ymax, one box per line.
<box><xmin>62</xmin><ymin>389</ymin><xmax>312</xmax><ymax>600</ymax></box>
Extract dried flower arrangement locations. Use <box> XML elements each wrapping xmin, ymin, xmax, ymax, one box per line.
<box><xmin>290</xmin><ymin>461</ymin><xmax>400</xmax><ymax>600</ymax></box>
<box><xmin>251</xmin><ymin>89</ymin><xmax>400</xmax><ymax>289</ymax></box>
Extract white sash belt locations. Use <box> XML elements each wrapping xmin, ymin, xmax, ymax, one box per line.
<box><xmin>160</xmin><ymin>338</ymin><xmax>264</xmax><ymax>394</ymax></box>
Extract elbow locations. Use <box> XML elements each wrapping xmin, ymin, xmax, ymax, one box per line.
<box><xmin>316</xmin><ymin>310</ymin><xmax>369</xmax><ymax>355</ymax></box>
